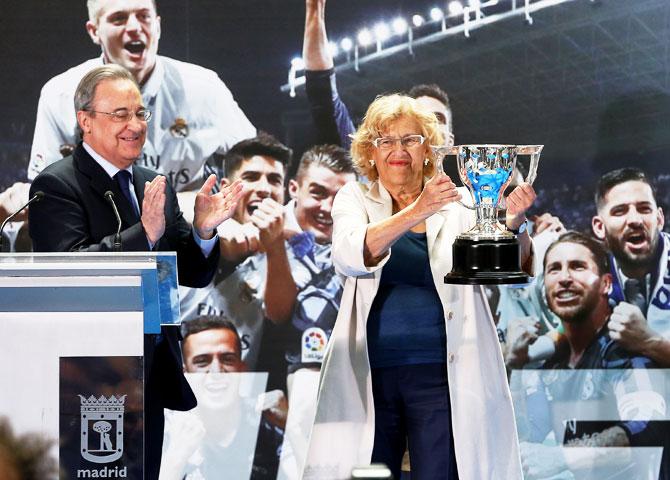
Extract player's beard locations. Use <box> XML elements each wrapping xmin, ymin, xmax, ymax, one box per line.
<box><xmin>607</xmin><ymin>229</ymin><xmax>659</xmax><ymax>277</ymax></box>
<box><xmin>550</xmin><ymin>284</ymin><xmax>602</xmax><ymax>325</ymax></box>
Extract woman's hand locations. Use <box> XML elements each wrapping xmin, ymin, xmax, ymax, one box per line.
<box><xmin>362</xmin><ymin>174</ymin><xmax>460</xmax><ymax>267</ymax></box>
<box><xmin>411</xmin><ymin>173</ymin><xmax>461</xmax><ymax>220</ymax></box>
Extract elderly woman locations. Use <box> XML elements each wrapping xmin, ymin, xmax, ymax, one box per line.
<box><xmin>302</xmin><ymin>94</ymin><xmax>535</xmax><ymax>480</ymax></box>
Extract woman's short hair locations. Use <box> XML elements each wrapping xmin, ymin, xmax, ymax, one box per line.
<box><xmin>350</xmin><ymin>94</ymin><xmax>445</xmax><ymax>181</ymax></box>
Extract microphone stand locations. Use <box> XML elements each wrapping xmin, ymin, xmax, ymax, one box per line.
<box><xmin>104</xmin><ymin>191</ymin><xmax>123</xmax><ymax>252</ymax></box>
<box><xmin>0</xmin><ymin>191</ymin><xmax>44</xmax><ymax>251</ymax></box>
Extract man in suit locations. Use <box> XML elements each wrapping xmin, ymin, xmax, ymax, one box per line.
<box><xmin>0</xmin><ymin>0</ymin><xmax>256</xmax><ymax>248</ymax></box>
<box><xmin>28</xmin><ymin>64</ymin><xmax>243</xmax><ymax>480</ymax></box>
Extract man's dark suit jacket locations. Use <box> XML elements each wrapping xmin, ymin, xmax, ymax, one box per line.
<box><xmin>29</xmin><ymin>143</ymin><xmax>217</xmax><ymax>479</ymax></box>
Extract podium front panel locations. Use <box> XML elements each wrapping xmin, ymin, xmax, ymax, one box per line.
<box><xmin>0</xmin><ymin>253</ymin><xmax>177</xmax><ymax>478</ymax></box>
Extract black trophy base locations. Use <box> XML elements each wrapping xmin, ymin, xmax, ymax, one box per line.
<box><xmin>445</xmin><ymin>237</ymin><xmax>530</xmax><ymax>285</ymax></box>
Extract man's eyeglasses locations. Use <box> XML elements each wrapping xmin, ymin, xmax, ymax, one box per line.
<box><xmin>87</xmin><ymin>108</ymin><xmax>153</xmax><ymax>123</ymax></box>
<box><xmin>372</xmin><ymin>134</ymin><xmax>425</xmax><ymax>149</ymax></box>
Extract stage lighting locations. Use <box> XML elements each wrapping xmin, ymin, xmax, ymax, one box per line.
<box><xmin>524</xmin><ymin>0</ymin><xmax>533</xmax><ymax>25</ymax></box>
<box><xmin>357</xmin><ymin>28</ymin><xmax>373</xmax><ymax>47</ymax></box>
<box><xmin>412</xmin><ymin>14</ymin><xmax>425</xmax><ymax>27</ymax></box>
<box><xmin>281</xmin><ymin>0</ymin><xmax>573</xmax><ymax>97</ymax></box>
<box><xmin>430</xmin><ymin>7</ymin><xmax>445</xmax><ymax>21</ymax></box>
<box><xmin>392</xmin><ymin>17</ymin><xmax>408</xmax><ymax>36</ymax></box>
<box><xmin>448</xmin><ymin>1</ymin><xmax>464</xmax><ymax>16</ymax></box>
<box><xmin>374</xmin><ymin>22</ymin><xmax>391</xmax><ymax>43</ymax></box>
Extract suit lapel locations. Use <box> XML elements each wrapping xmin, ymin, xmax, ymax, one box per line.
<box><xmin>74</xmin><ymin>144</ymin><xmax>116</xmax><ymax>199</ymax></box>
<box><xmin>73</xmin><ymin>145</ymin><xmax>138</xmax><ymax>226</ymax></box>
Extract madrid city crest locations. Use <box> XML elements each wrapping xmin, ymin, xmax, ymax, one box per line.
<box><xmin>79</xmin><ymin>394</ymin><xmax>126</xmax><ymax>464</ymax></box>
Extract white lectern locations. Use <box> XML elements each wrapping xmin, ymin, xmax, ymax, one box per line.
<box><xmin>0</xmin><ymin>252</ymin><xmax>180</xmax><ymax>479</ymax></box>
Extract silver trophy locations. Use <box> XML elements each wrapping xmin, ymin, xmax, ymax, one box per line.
<box><xmin>432</xmin><ymin>144</ymin><xmax>543</xmax><ymax>284</ymax></box>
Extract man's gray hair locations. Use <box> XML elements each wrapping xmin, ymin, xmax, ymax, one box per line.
<box><xmin>74</xmin><ymin>64</ymin><xmax>138</xmax><ymax>113</ymax></box>
<box><xmin>74</xmin><ymin>65</ymin><xmax>139</xmax><ymax>138</ymax></box>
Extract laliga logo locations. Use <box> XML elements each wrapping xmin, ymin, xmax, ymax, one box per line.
<box><xmin>301</xmin><ymin>327</ymin><xmax>327</xmax><ymax>363</ymax></box>
<box><xmin>79</xmin><ymin>395</ymin><xmax>126</xmax><ymax>464</ymax></box>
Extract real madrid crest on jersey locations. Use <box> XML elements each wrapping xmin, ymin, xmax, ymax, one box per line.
<box><xmin>302</xmin><ymin>327</ymin><xmax>328</xmax><ymax>363</ymax></box>
<box><xmin>79</xmin><ymin>394</ymin><xmax>126</xmax><ymax>464</ymax></box>
<box><xmin>59</xmin><ymin>143</ymin><xmax>76</xmax><ymax>157</ymax></box>
<box><xmin>169</xmin><ymin>117</ymin><xmax>189</xmax><ymax>138</ymax></box>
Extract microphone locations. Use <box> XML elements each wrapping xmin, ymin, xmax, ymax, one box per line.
<box><xmin>0</xmin><ymin>191</ymin><xmax>44</xmax><ymax>251</ymax></box>
<box><xmin>104</xmin><ymin>191</ymin><xmax>123</xmax><ymax>252</ymax></box>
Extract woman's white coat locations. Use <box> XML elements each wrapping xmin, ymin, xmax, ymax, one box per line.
<box><xmin>302</xmin><ymin>180</ymin><xmax>524</xmax><ymax>480</ymax></box>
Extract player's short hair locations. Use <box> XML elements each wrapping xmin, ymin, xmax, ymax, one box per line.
<box><xmin>295</xmin><ymin>144</ymin><xmax>356</xmax><ymax>183</ymax></box>
<box><xmin>544</xmin><ymin>231</ymin><xmax>611</xmax><ymax>276</ymax></box>
<box><xmin>408</xmin><ymin>83</ymin><xmax>453</xmax><ymax>130</ymax></box>
<box><xmin>87</xmin><ymin>0</ymin><xmax>158</xmax><ymax>24</ymax></box>
<box><xmin>181</xmin><ymin>315</ymin><xmax>242</xmax><ymax>356</ymax></box>
<box><xmin>224</xmin><ymin>132</ymin><xmax>292</xmax><ymax>179</ymax></box>
<box><xmin>408</xmin><ymin>84</ymin><xmax>450</xmax><ymax>110</ymax></box>
<box><xmin>595</xmin><ymin>167</ymin><xmax>657</xmax><ymax>211</ymax></box>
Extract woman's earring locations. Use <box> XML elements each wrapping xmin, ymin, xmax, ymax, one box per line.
<box><xmin>369</xmin><ymin>159</ymin><xmax>375</xmax><ymax>166</ymax></box>
<box><xmin>424</xmin><ymin>158</ymin><xmax>430</xmax><ymax>166</ymax></box>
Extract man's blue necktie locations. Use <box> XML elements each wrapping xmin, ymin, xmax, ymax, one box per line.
<box><xmin>114</xmin><ymin>170</ymin><xmax>140</xmax><ymax>219</ymax></box>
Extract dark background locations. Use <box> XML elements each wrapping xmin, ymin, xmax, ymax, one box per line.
<box><xmin>2</xmin><ymin>0</ymin><xmax>669</xmax><ymax>230</ymax></box>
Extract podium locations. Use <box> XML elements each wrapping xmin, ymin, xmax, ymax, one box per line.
<box><xmin>0</xmin><ymin>252</ymin><xmax>180</xmax><ymax>479</ymax></box>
